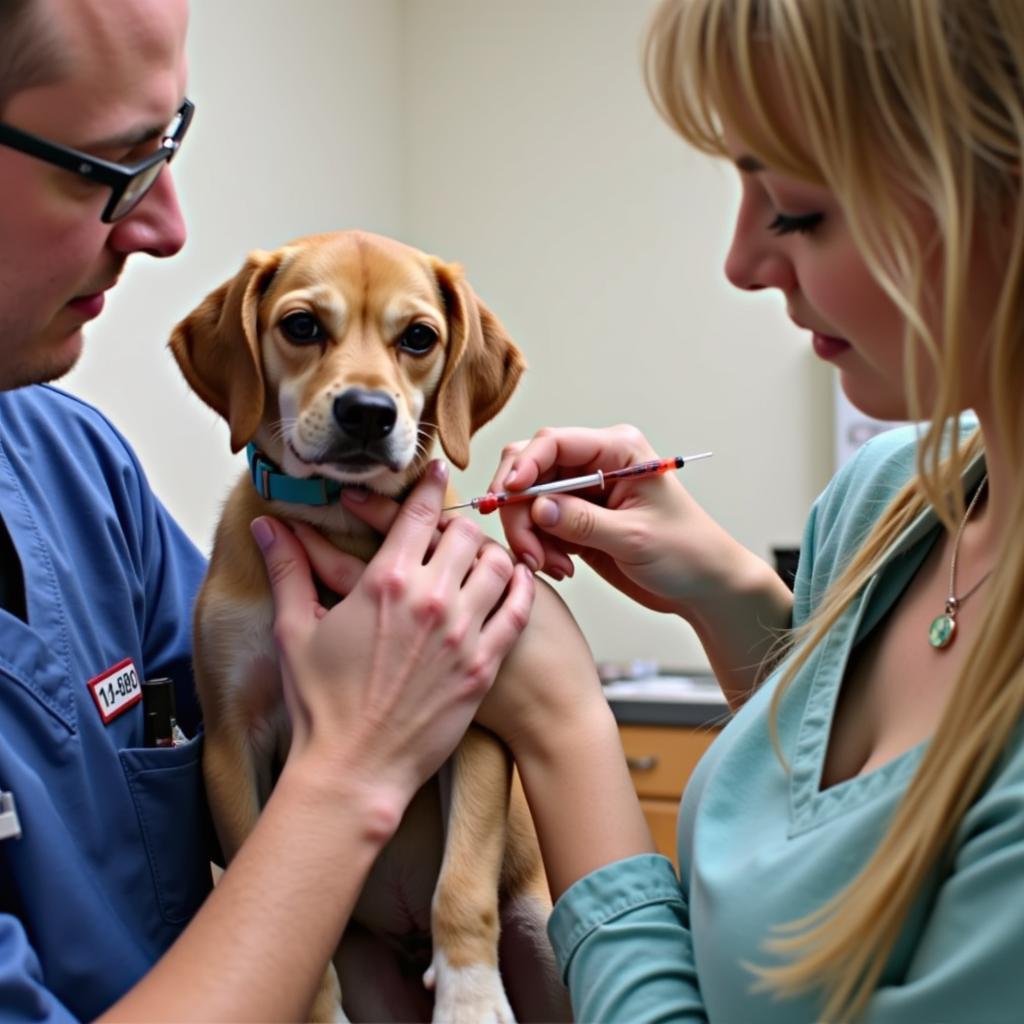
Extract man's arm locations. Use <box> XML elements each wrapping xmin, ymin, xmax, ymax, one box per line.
<box><xmin>101</xmin><ymin>756</ymin><xmax>399</xmax><ymax>1022</ymax></box>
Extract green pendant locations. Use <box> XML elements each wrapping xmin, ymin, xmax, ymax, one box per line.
<box><xmin>929</xmin><ymin>613</ymin><xmax>956</xmax><ymax>649</ymax></box>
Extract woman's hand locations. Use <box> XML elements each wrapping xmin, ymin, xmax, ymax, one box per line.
<box><xmin>491</xmin><ymin>425</ymin><xmax>795</xmax><ymax>705</ymax></box>
<box><xmin>251</xmin><ymin>459</ymin><xmax>535</xmax><ymax>834</ymax></box>
<box><xmin>490</xmin><ymin>424</ymin><xmax>742</xmax><ymax>616</ymax></box>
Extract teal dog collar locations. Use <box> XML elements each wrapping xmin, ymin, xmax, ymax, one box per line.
<box><xmin>246</xmin><ymin>443</ymin><xmax>344</xmax><ymax>506</ymax></box>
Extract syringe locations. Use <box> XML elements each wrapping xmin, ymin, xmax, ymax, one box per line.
<box><xmin>444</xmin><ymin>451</ymin><xmax>713</xmax><ymax>514</ymax></box>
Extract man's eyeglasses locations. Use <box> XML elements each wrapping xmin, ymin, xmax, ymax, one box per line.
<box><xmin>0</xmin><ymin>99</ymin><xmax>194</xmax><ymax>223</ymax></box>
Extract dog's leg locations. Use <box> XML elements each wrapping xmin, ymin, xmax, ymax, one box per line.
<box><xmin>203</xmin><ymin>721</ymin><xmax>263</xmax><ymax>863</ymax></box>
<box><xmin>309</xmin><ymin>972</ymin><xmax>348</xmax><ymax>1024</ymax></box>
<box><xmin>425</xmin><ymin>725</ymin><xmax>515</xmax><ymax>1024</ymax></box>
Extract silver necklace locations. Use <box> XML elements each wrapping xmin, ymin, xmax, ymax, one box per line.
<box><xmin>928</xmin><ymin>474</ymin><xmax>991</xmax><ymax>649</ymax></box>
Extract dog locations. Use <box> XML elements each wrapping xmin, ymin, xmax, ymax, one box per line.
<box><xmin>169</xmin><ymin>230</ymin><xmax>572</xmax><ymax>1023</ymax></box>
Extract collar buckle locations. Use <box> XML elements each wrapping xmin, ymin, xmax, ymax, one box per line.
<box><xmin>246</xmin><ymin>443</ymin><xmax>344</xmax><ymax>506</ymax></box>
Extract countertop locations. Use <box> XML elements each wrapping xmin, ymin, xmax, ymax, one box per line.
<box><xmin>602</xmin><ymin>672</ymin><xmax>731</xmax><ymax>729</ymax></box>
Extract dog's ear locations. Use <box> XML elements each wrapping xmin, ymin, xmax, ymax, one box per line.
<box><xmin>431</xmin><ymin>259</ymin><xmax>526</xmax><ymax>470</ymax></box>
<box><xmin>169</xmin><ymin>249</ymin><xmax>282</xmax><ymax>453</ymax></box>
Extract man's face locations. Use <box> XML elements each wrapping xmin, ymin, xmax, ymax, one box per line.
<box><xmin>0</xmin><ymin>0</ymin><xmax>189</xmax><ymax>391</ymax></box>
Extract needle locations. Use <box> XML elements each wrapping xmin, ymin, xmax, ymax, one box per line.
<box><xmin>444</xmin><ymin>451</ymin><xmax>713</xmax><ymax>514</ymax></box>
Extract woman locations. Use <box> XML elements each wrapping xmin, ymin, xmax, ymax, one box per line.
<box><xmin>341</xmin><ymin>0</ymin><xmax>1024</xmax><ymax>1019</ymax></box>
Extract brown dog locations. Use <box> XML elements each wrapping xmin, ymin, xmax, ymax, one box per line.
<box><xmin>169</xmin><ymin>231</ymin><xmax>571</xmax><ymax>1023</ymax></box>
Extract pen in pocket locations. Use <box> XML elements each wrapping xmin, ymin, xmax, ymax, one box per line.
<box><xmin>142</xmin><ymin>677</ymin><xmax>188</xmax><ymax>747</ymax></box>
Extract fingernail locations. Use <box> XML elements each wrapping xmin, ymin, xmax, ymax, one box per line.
<box><xmin>533</xmin><ymin>497</ymin><xmax>559</xmax><ymax>528</ymax></box>
<box><xmin>250</xmin><ymin>517</ymin><xmax>275</xmax><ymax>551</ymax></box>
<box><xmin>341</xmin><ymin>486</ymin><xmax>368</xmax><ymax>504</ymax></box>
<box><xmin>521</xmin><ymin>552</ymin><xmax>539</xmax><ymax>573</ymax></box>
<box><xmin>431</xmin><ymin>459</ymin><xmax>450</xmax><ymax>482</ymax></box>
<box><xmin>505</xmin><ymin>469</ymin><xmax>518</xmax><ymax>487</ymax></box>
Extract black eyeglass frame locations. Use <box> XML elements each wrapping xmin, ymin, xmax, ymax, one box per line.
<box><xmin>0</xmin><ymin>99</ymin><xmax>194</xmax><ymax>223</ymax></box>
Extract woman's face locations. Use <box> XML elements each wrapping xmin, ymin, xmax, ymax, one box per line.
<box><xmin>719</xmin><ymin>122</ymin><xmax>998</xmax><ymax>423</ymax></box>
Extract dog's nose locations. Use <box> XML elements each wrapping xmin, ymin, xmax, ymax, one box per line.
<box><xmin>332</xmin><ymin>389</ymin><xmax>398</xmax><ymax>443</ymax></box>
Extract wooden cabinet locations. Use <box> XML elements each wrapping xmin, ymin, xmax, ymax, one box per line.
<box><xmin>618</xmin><ymin>724</ymin><xmax>719</xmax><ymax>868</ymax></box>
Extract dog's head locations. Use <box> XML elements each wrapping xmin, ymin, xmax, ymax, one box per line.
<box><xmin>169</xmin><ymin>230</ymin><xmax>525</xmax><ymax>495</ymax></box>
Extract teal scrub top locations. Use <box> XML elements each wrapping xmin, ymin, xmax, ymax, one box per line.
<box><xmin>549</xmin><ymin>423</ymin><xmax>1024</xmax><ymax>1022</ymax></box>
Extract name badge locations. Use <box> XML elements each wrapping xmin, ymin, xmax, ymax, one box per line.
<box><xmin>87</xmin><ymin>657</ymin><xmax>142</xmax><ymax>724</ymax></box>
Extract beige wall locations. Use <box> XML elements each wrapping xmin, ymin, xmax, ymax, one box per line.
<box><xmin>65</xmin><ymin>0</ymin><xmax>836</xmax><ymax>670</ymax></box>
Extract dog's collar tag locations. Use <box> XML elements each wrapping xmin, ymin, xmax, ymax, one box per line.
<box><xmin>246</xmin><ymin>444</ymin><xmax>344</xmax><ymax>506</ymax></box>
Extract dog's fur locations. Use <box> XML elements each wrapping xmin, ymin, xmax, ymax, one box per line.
<box><xmin>169</xmin><ymin>231</ymin><xmax>570</xmax><ymax>1023</ymax></box>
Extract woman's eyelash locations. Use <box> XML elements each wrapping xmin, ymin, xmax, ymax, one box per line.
<box><xmin>767</xmin><ymin>211</ymin><xmax>824</xmax><ymax>236</ymax></box>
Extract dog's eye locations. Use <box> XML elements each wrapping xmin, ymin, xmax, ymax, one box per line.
<box><xmin>280</xmin><ymin>311</ymin><xmax>325</xmax><ymax>345</ymax></box>
<box><xmin>399</xmin><ymin>323</ymin><xmax>439</xmax><ymax>355</ymax></box>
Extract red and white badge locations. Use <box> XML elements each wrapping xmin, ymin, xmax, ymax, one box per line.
<box><xmin>87</xmin><ymin>657</ymin><xmax>142</xmax><ymax>724</ymax></box>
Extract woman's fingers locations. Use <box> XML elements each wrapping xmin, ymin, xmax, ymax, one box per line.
<box><xmin>498</xmin><ymin>425</ymin><xmax>657</xmax><ymax>492</ymax></box>
<box><xmin>490</xmin><ymin>426</ymin><xmax>660</xmax><ymax>575</ymax></box>
<box><xmin>487</xmin><ymin>440</ymin><xmax>527</xmax><ymax>495</ymax></box>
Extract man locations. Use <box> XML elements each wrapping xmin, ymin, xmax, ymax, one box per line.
<box><xmin>0</xmin><ymin>0</ymin><xmax>534</xmax><ymax>1019</ymax></box>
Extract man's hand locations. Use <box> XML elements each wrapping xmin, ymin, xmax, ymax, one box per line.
<box><xmin>251</xmin><ymin>459</ymin><xmax>536</xmax><ymax>833</ymax></box>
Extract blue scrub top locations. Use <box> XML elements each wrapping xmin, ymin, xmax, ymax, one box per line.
<box><xmin>0</xmin><ymin>385</ymin><xmax>213</xmax><ymax>1022</ymax></box>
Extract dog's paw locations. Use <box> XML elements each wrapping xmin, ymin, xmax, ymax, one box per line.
<box><xmin>424</xmin><ymin>951</ymin><xmax>516</xmax><ymax>1024</ymax></box>
<box><xmin>308</xmin><ymin>963</ymin><xmax>348</xmax><ymax>1024</ymax></box>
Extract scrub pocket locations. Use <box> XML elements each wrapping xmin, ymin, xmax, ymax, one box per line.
<box><xmin>120</xmin><ymin>734</ymin><xmax>214</xmax><ymax>925</ymax></box>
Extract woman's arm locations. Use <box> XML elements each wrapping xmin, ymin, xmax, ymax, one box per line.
<box><xmin>478</xmin><ymin>581</ymin><xmax>655</xmax><ymax>895</ymax></box>
<box><xmin>477</xmin><ymin>583</ymin><xmax>710</xmax><ymax>1022</ymax></box>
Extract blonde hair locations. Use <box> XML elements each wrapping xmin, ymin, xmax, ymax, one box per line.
<box><xmin>644</xmin><ymin>0</ymin><xmax>1024</xmax><ymax>1018</ymax></box>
